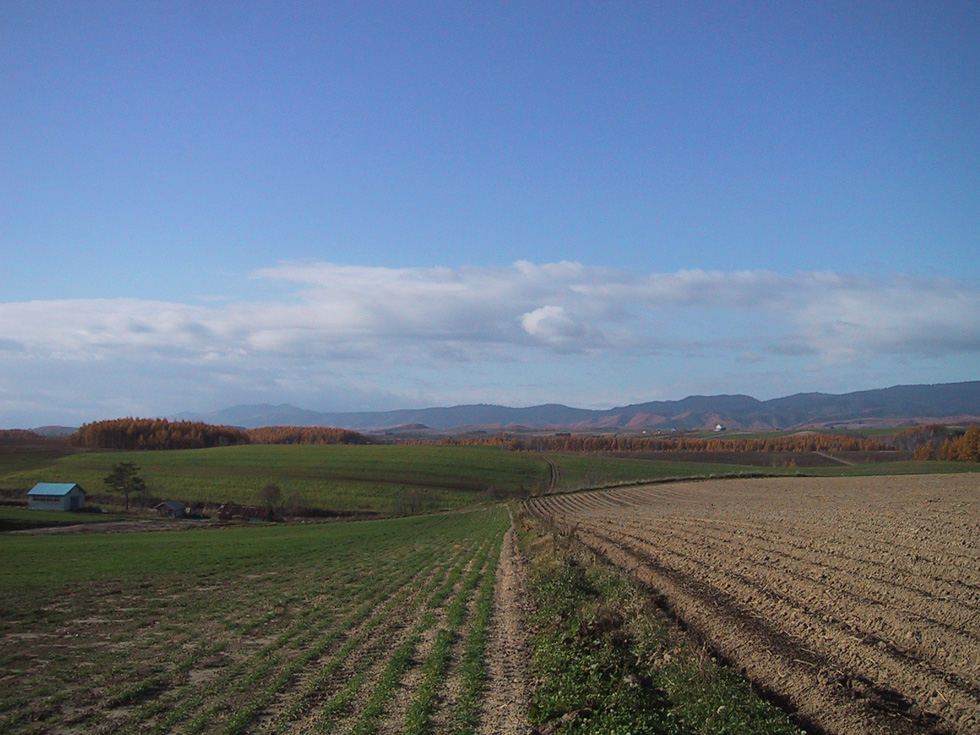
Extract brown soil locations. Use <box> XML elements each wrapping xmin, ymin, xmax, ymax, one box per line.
<box><xmin>526</xmin><ymin>474</ymin><xmax>980</xmax><ymax>735</ymax></box>
<box><xmin>6</xmin><ymin>519</ymin><xmax>187</xmax><ymax>535</ymax></box>
<box><xmin>480</xmin><ymin>517</ymin><xmax>533</xmax><ymax>735</ymax></box>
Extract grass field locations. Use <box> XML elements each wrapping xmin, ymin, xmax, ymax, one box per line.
<box><xmin>0</xmin><ymin>507</ymin><xmax>509</xmax><ymax>734</ymax></box>
<box><xmin>0</xmin><ymin>445</ymin><xmax>550</xmax><ymax>514</ymax></box>
<box><xmin>0</xmin><ymin>448</ymin><xmax>71</xmax><ymax>476</ymax></box>
<box><xmin>2</xmin><ymin>443</ymin><xmax>977</xmax><ymax>516</ymax></box>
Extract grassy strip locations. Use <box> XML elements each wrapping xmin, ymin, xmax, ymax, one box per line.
<box><xmin>549</xmin><ymin>453</ymin><xmax>980</xmax><ymax>491</ymax></box>
<box><xmin>516</xmin><ymin>508</ymin><xmax>805</xmax><ymax>735</ymax></box>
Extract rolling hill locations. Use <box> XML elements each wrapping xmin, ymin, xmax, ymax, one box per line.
<box><xmin>175</xmin><ymin>380</ymin><xmax>980</xmax><ymax>432</ymax></box>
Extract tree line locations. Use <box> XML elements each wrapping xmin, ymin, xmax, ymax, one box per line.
<box><xmin>244</xmin><ymin>426</ymin><xmax>371</xmax><ymax>445</ymax></box>
<box><xmin>433</xmin><ymin>426</ymin><xmax>980</xmax><ymax>461</ymax></box>
<box><xmin>70</xmin><ymin>418</ymin><xmax>370</xmax><ymax>450</ymax></box>
<box><xmin>938</xmin><ymin>425</ymin><xmax>980</xmax><ymax>461</ymax></box>
<box><xmin>60</xmin><ymin>417</ymin><xmax>980</xmax><ymax>461</ymax></box>
<box><xmin>432</xmin><ymin>432</ymin><xmax>894</xmax><ymax>453</ymax></box>
<box><xmin>71</xmin><ymin>419</ymin><xmax>249</xmax><ymax>450</ymax></box>
<box><xmin>0</xmin><ymin>429</ymin><xmax>48</xmax><ymax>445</ymax></box>
<box><xmin>891</xmin><ymin>424</ymin><xmax>980</xmax><ymax>461</ymax></box>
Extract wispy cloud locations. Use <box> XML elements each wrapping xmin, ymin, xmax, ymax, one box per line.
<box><xmin>1</xmin><ymin>262</ymin><xmax>977</xmax><ymax>424</ymax></box>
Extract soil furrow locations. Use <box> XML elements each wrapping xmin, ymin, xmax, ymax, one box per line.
<box><xmin>533</xmin><ymin>474</ymin><xmax>980</xmax><ymax>735</ymax></box>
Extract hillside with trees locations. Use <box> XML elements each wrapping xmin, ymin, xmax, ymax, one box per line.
<box><xmin>68</xmin><ymin>418</ymin><xmax>370</xmax><ymax>450</ymax></box>
<box><xmin>244</xmin><ymin>426</ymin><xmax>370</xmax><ymax>445</ymax></box>
<box><xmin>71</xmin><ymin>418</ymin><xmax>249</xmax><ymax>450</ymax></box>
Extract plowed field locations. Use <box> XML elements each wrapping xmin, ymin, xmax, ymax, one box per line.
<box><xmin>525</xmin><ymin>474</ymin><xmax>980</xmax><ymax>735</ymax></box>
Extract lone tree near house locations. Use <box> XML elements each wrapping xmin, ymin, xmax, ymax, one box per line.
<box><xmin>104</xmin><ymin>461</ymin><xmax>146</xmax><ymax>510</ymax></box>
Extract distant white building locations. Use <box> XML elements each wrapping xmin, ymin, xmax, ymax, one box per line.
<box><xmin>27</xmin><ymin>483</ymin><xmax>87</xmax><ymax>511</ymax></box>
<box><xmin>714</xmin><ymin>423</ymin><xmax>726</xmax><ymax>432</ymax></box>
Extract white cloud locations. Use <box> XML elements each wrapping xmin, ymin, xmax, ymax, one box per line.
<box><xmin>520</xmin><ymin>305</ymin><xmax>586</xmax><ymax>344</ymax></box>
<box><xmin>2</xmin><ymin>264</ymin><xmax>978</xmax><ymax>364</ymax></box>
<box><xmin>1</xmin><ymin>262</ymin><xmax>977</xmax><ymax>424</ymax></box>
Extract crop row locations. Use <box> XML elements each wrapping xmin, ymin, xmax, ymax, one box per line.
<box><xmin>0</xmin><ymin>507</ymin><xmax>508</xmax><ymax>734</ymax></box>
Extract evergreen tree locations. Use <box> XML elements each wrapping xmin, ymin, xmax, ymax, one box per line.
<box><xmin>103</xmin><ymin>461</ymin><xmax>146</xmax><ymax>510</ymax></box>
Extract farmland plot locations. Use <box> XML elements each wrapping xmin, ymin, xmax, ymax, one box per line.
<box><xmin>0</xmin><ymin>507</ymin><xmax>507</xmax><ymax>734</ymax></box>
<box><xmin>526</xmin><ymin>474</ymin><xmax>980</xmax><ymax>735</ymax></box>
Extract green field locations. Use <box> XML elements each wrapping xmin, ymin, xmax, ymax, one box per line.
<box><xmin>0</xmin><ymin>448</ymin><xmax>70</xmax><ymax>476</ymax></box>
<box><xmin>0</xmin><ymin>445</ymin><xmax>550</xmax><ymax>513</ymax></box>
<box><xmin>4</xmin><ymin>455</ymin><xmax>978</xmax><ymax>734</ymax></box>
<box><xmin>0</xmin><ymin>508</ymin><xmax>508</xmax><ymax>734</ymax></box>
<box><xmin>3</xmin><ymin>443</ymin><xmax>977</xmax><ymax>516</ymax></box>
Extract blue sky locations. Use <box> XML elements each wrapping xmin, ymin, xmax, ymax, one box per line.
<box><xmin>1</xmin><ymin>2</ymin><xmax>978</xmax><ymax>427</ymax></box>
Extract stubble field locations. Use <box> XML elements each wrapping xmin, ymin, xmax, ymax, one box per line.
<box><xmin>525</xmin><ymin>474</ymin><xmax>980</xmax><ymax>735</ymax></box>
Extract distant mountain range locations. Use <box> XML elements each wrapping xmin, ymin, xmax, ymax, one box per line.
<box><xmin>174</xmin><ymin>381</ymin><xmax>980</xmax><ymax>432</ymax></box>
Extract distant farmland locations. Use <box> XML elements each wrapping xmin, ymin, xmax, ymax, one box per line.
<box><xmin>2</xmin><ymin>442</ymin><xmax>978</xmax><ymax>515</ymax></box>
<box><xmin>0</xmin><ymin>444</ymin><xmax>550</xmax><ymax>514</ymax></box>
<box><xmin>2</xmin><ymin>439</ymin><xmax>979</xmax><ymax>734</ymax></box>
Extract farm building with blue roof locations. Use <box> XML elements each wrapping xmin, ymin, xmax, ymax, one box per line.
<box><xmin>27</xmin><ymin>483</ymin><xmax>87</xmax><ymax>511</ymax></box>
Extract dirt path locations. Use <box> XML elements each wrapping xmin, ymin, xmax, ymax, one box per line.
<box><xmin>6</xmin><ymin>519</ymin><xmax>189</xmax><ymax>535</ymax></box>
<box><xmin>814</xmin><ymin>450</ymin><xmax>857</xmax><ymax>465</ymax></box>
<box><xmin>480</xmin><ymin>518</ymin><xmax>532</xmax><ymax>735</ymax></box>
<box><xmin>543</xmin><ymin>455</ymin><xmax>561</xmax><ymax>493</ymax></box>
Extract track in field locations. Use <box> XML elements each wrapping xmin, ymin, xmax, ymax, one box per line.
<box><xmin>526</xmin><ymin>474</ymin><xmax>980</xmax><ymax>735</ymax></box>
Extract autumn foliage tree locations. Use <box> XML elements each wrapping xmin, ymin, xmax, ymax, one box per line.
<box><xmin>892</xmin><ymin>425</ymin><xmax>949</xmax><ymax>460</ymax></box>
<box><xmin>939</xmin><ymin>424</ymin><xmax>980</xmax><ymax>462</ymax></box>
<box><xmin>69</xmin><ymin>419</ymin><xmax>370</xmax><ymax>450</ymax></box>
<box><xmin>432</xmin><ymin>431</ymin><xmax>892</xmax><ymax>454</ymax></box>
<box><xmin>72</xmin><ymin>418</ymin><xmax>248</xmax><ymax>450</ymax></box>
<box><xmin>245</xmin><ymin>426</ymin><xmax>370</xmax><ymax>445</ymax></box>
<box><xmin>0</xmin><ymin>429</ymin><xmax>46</xmax><ymax>445</ymax></box>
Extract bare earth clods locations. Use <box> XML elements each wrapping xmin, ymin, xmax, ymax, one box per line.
<box><xmin>526</xmin><ymin>474</ymin><xmax>980</xmax><ymax>735</ymax></box>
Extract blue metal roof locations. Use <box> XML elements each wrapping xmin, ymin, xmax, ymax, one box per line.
<box><xmin>28</xmin><ymin>482</ymin><xmax>85</xmax><ymax>496</ymax></box>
